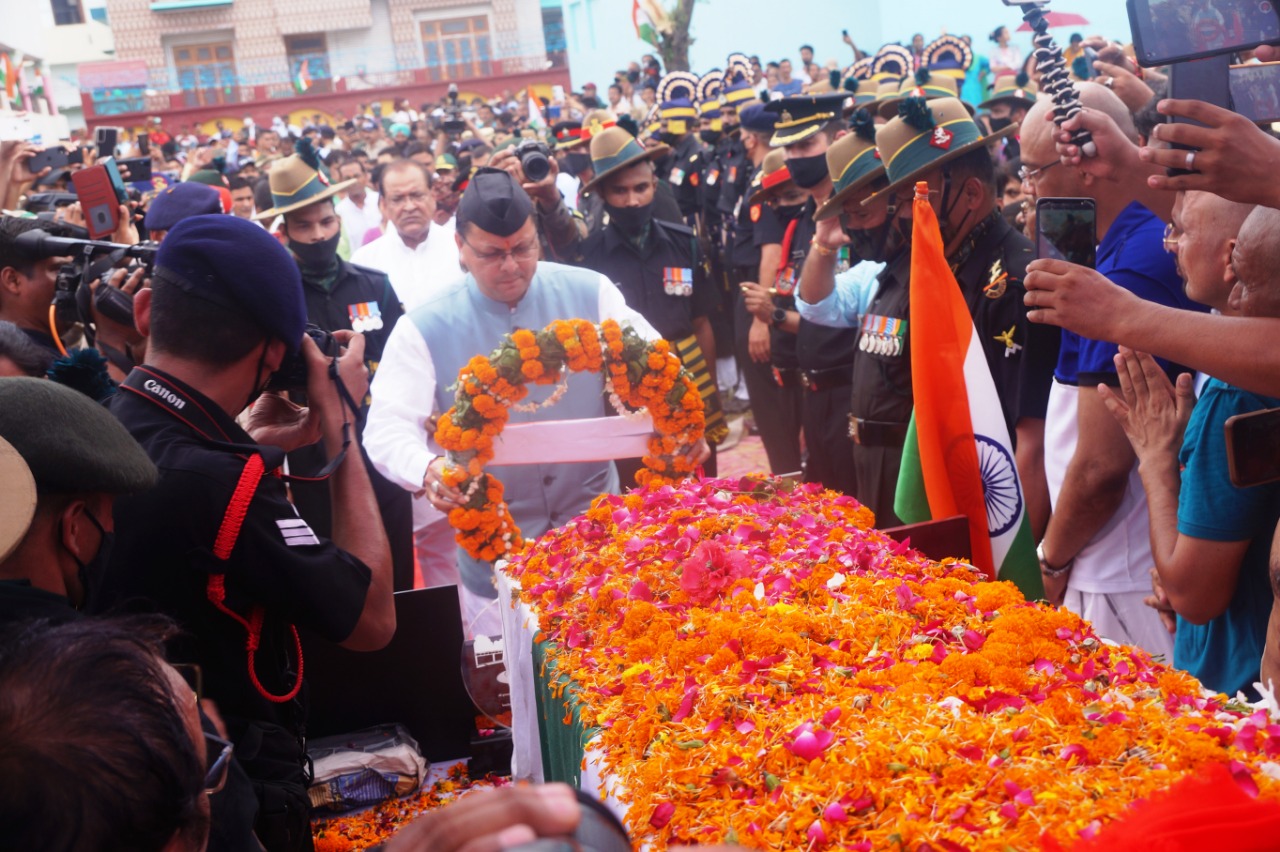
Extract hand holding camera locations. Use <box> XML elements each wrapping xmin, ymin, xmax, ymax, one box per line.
<box><xmin>305</xmin><ymin>329</ymin><xmax>369</xmax><ymax>446</ymax></box>
<box><xmin>490</xmin><ymin>142</ymin><xmax>560</xmax><ymax>210</ymax></box>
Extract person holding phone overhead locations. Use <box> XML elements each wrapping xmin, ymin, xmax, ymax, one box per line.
<box><xmin>1018</xmin><ymin>84</ymin><xmax>1206</xmax><ymax>655</ymax></box>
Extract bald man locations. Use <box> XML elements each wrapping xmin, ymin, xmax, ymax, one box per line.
<box><xmin>1021</xmin><ymin>83</ymin><xmax>1207</xmax><ymax>655</ymax></box>
<box><xmin>1101</xmin><ymin>197</ymin><xmax>1277</xmax><ymax>698</ymax></box>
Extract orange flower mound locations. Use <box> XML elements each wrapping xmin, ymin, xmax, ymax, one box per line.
<box><xmin>435</xmin><ymin>319</ymin><xmax>705</xmax><ymax>562</ymax></box>
<box><xmin>311</xmin><ymin>763</ymin><xmax>508</xmax><ymax>850</ymax></box>
<box><xmin>505</xmin><ymin>476</ymin><xmax>1280</xmax><ymax>850</ymax></box>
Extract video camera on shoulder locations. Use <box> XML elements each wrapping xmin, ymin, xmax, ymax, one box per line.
<box><xmin>14</xmin><ymin>227</ymin><xmax>158</xmax><ymax>338</ymax></box>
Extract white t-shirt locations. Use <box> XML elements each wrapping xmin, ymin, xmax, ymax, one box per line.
<box><xmin>350</xmin><ymin>223</ymin><xmax>461</xmax><ymax>313</ymax></box>
<box><xmin>336</xmin><ymin>190</ymin><xmax>382</xmax><ymax>247</ymax></box>
<box><xmin>1044</xmin><ymin>380</ymin><xmax>1158</xmax><ymax>595</ymax></box>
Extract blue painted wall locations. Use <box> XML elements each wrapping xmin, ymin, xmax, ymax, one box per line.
<box><xmin>560</xmin><ymin>0</ymin><xmax>1135</xmax><ymax>89</ymax></box>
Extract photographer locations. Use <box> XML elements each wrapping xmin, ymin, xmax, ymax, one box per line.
<box><xmin>0</xmin><ymin>217</ymin><xmax>73</xmax><ymax>359</ymax></box>
<box><xmin>96</xmin><ymin>214</ymin><xmax>394</xmax><ymax>852</ymax></box>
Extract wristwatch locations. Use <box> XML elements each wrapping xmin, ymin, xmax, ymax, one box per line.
<box><xmin>771</xmin><ymin>307</ymin><xmax>787</xmax><ymax>327</ymax></box>
<box><xmin>1036</xmin><ymin>541</ymin><xmax>1073</xmax><ymax>578</ymax></box>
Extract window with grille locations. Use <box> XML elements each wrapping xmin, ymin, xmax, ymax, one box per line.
<box><xmin>173</xmin><ymin>41</ymin><xmax>238</xmax><ymax>107</ymax></box>
<box><xmin>420</xmin><ymin>15</ymin><xmax>492</xmax><ymax>82</ymax></box>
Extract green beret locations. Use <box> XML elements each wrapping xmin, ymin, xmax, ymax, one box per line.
<box><xmin>0</xmin><ymin>378</ymin><xmax>157</xmax><ymax>495</ymax></box>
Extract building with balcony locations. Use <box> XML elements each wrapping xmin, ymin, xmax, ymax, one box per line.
<box><xmin>81</xmin><ymin>0</ymin><xmax>571</xmax><ymax>133</ymax></box>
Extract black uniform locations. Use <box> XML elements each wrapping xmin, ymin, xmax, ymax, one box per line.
<box><xmin>571</xmin><ymin>217</ymin><xmax>723</xmax><ymax>477</ymax></box>
<box><xmin>103</xmin><ymin>367</ymin><xmax>373</xmax><ymax>851</ymax></box>
<box><xmin>849</xmin><ymin>212</ymin><xmax>1058</xmax><ymax>525</ymax></box>
<box><xmin>288</xmin><ymin>260</ymin><xmax>414</xmax><ymax>592</ymax></box>
<box><xmin>701</xmin><ymin>133</ymin><xmax>745</xmax><ymax>364</ymax></box>
<box><xmin>787</xmin><ymin>200</ymin><xmax>860</xmax><ymax>494</ymax></box>
<box><xmin>661</xmin><ymin>133</ymin><xmax>707</xmax><ymax>224</ymax></box>
<box><xmin>749</xmin><ymin>200</ymin><xmax>805</xmax><ymax>474</ymax></box>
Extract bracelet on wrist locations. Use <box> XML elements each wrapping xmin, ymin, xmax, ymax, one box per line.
<box><xmin>812</xmin><ymin>241</ymin><xmax>838</xmax><ymax>257</ymax></box>
<box><xmin>1036</xmin><ymin>541</ymin><xmax>1073</xmax><ymax>578</ymax></box>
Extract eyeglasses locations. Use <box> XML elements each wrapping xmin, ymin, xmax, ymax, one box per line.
<box><xmin>1018</xmin><ymin>160</ymin><xmax>1061</xmax><ymax>184</ymax></box>
<box><xmin>1163</xmin><ymin>221</ymin><xmax>1181</xmax><ymax>255</ymax></box>
<box><xmin>385</xmin><ymin>191</ymin><xmax>431</xmax><ymax>209</ymax></box>
<box><xmin>461</xmin><ymin>235</ymin><xmax>540</xmax><ymax>266</ymax></box>
<box><xmin>203</xmin><ymin>732</ymin><xmax>233</xmax><ymax>794</ymax></box>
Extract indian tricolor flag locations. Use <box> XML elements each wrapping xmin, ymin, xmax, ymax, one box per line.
<box><xmin>893</xmin><ymin>181</ymin><xmax>1042</xmax><ymax>599</ymax></box>
<box><xmin>293</xmin><ymin>59</ymin><xmax>312</xmax><ymax>94</ymax></box>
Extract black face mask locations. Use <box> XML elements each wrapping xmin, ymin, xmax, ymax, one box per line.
<box><xmin>699</xmin><ymin>130</ymin><xmax>722</xmax><ymax>146</ymax></box>
<box><xmin>604</xmin><ymin>201</ymin><xmax>654</xmax><ymax>238</ymax></box>
<box><xmin>561</xmin><ymin>152</ymin><xmax>591</xmax><ymax>177</ymax></box>
<box><xmin>65</xmin><ymin>507</ymin><xmax>112</xmax><ymax>611</ymax></box>
<box><xmin>988</xmin><ymin>115</ymin><xmax>1013</xmax><ymax>132</ymax></box>
<box><xmin>844</xmin><ymin>218</ymin><xmax>901</xmax><ymax>265</ymax></box>
<box><xmin>288</xmin><ymin>231</ymin><xmax>341</xmax><ymax>269</ymax></box>
<box><xmin>774</xmin><ymin>202</ymin><xmax>806</xmax><ymax>222</ymax></box>
<box><xmin>786</xmin><ymin>152</ymin><xmax>828</xmax><ymax>189</ymax></box>
<box><xmin>659</xmin><ymin>132</ymin><xmax>683</xmax><ymax>147</ymax></box>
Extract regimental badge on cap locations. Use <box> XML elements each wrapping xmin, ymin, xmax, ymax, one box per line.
<box><xmin>348</xmin><ymin>301</ymin><xmax>384</xmax><ymax>333</ymax></box>
<box><xmin>663</xmin><ymin>267</ymin><xmax>694</xmax><ymax>297</ymax></box>
<box><xmin>929</xmin><ymin>126</ymin><xmax>954</xmax><ymax>150</ymax></box>
<box><xmin>859</xmin><ymin>313</ymin><xmax>908</xmax><ymax>356</ymax></box>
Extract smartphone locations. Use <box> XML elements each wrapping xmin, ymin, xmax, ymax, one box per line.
<box><xmin>100</xmin><ymin>157</ymin><xmax>130</xmax><ymax>205</ymax></box>
<box><xmin>1231</xmin><ymin>62</ymin><xmax>1280</xmax><ymax>123</ymax></box>
<box><xmin>1128</xmin><ymin>0</ymin><xmax>1280</xmax><ymax>67</ymax></box>
<box><xmin>1035</xmin><ymin>197</ymin><xmax>1097</xmax><ymax>267</ymax></box>
<box><xmin>1166</xmin><ymin>55</ymin><xmax>1233</xmax><ymax>175</ymax></box>
<box><xmin>28</xmin><ymin>147</ymin><xmax>71</xmax><ymax>173</ymax></box>
<box><xmin>137</xmin><ymin>131</ymin><xmax>150</xmax><ymax>156</ymax></box>
<box><xmin>116</xmin><ymin>156</ymin><xmax>153</xmax><ymax>182</ymax></box>
<box><xmin>1226</xmin><ymin>407</ymin><xmax>1280</xmax><ymax>487</ymax></box>
<box><xmin>95</xmin><ymin>126</ymin><xmax>119</xmax><ymax>157</ymax></box>
<box><xmin>71</xmin><ymin>165</ymin><xmax>122</xmax><ymax>239</ymax></box>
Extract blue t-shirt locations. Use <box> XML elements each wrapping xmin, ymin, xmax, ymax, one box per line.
<box><xmin>1054</xmin><ymin>202</ymin><xmax>1206</xmax><ymax>386</ymax></box>
<box><xmin>1175</xmin><ymin>378</ymin><xmax>1280</xmax><ymax>698</ymax></box>
<box><xmin>770</xmin><ymin>80</ymin><xmax>804</xmax><ymax>97</ymax></box>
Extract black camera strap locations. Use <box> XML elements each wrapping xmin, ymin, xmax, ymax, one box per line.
<box><xmin>120</xmin><ymin>365</ymin><xmax>357</xmax><ymax>483</ymax></box>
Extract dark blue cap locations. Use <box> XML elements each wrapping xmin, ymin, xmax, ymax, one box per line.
<box><xmin>154</xmin><ymin>215</ymin><xmax>307</xmax><ymax>352</ymax></box>
<box><xmin>738</xmin><ymin>103</ymin><xmax>778</xmax><ymax>133</ymax></box>
<box><xmin>144</xmin><ymin>182</ymin><xmax>222</xmax><ymax>232</ymax></box>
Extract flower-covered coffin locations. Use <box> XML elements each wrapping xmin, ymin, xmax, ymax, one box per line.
<box><xmin>505</xmin><ymin>476</ymin><xmax>1280</xmax><ymax>850</ymax></box>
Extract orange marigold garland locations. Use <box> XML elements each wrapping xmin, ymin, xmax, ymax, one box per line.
<box><xmin>434</xmin><ymin>319</ymin><xmax>704</xmax><ymax>562</ymax></box>
<box><xmin>506</xmin><ymin>475</ymin><xmax>1280</xmax><ymax>850</ymax></box>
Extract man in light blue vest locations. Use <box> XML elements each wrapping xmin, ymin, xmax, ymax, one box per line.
<box><xmin>365</xmin><ymin>168</ymin><xmax>709</xmax><ymax>633</ymax></box>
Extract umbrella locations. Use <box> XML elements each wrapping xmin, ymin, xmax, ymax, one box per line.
<box><xmin>1016</xmin><ymin>11</ymin><xmax>1090</xmax><ymax>31</ymax></box>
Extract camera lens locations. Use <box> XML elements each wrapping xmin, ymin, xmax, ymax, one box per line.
<box><xmin>521</xmin><ymin>149</ymin><xmax>551</xmax><ymax>182</ymax></box>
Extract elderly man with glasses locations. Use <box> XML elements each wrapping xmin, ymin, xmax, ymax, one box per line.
<box><xmin>364</xmin><ymin>168</ymin><xmax>709</xmax><ymax>636</ymax></box>
<box><xmin>1018</xmin><ymin>83</ymin><xmax>1207</xmax><ymax>655</ymax></box>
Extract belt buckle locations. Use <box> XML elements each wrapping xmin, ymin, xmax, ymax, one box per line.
<box><xmin>848</xmin><ymin>415</ymin><xmax>861</xmax><ymax>444</ymax></box>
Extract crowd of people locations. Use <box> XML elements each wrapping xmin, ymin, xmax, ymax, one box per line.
<box><xmin>5</xmin><ymin>12</ymin><xmax>1280</xmax><ymax>850</ymax></box>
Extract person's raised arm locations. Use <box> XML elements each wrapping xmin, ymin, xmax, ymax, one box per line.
<box><xmin>1025</xmin><ymin>259</ymin><xmax>1280</xmax><ymax>398</ymax></box>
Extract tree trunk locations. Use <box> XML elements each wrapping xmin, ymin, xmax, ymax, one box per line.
<box><xmin>658</xmin><ymin>0</ymin><xmax>697</xmax><ymax>72</ymax></box>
